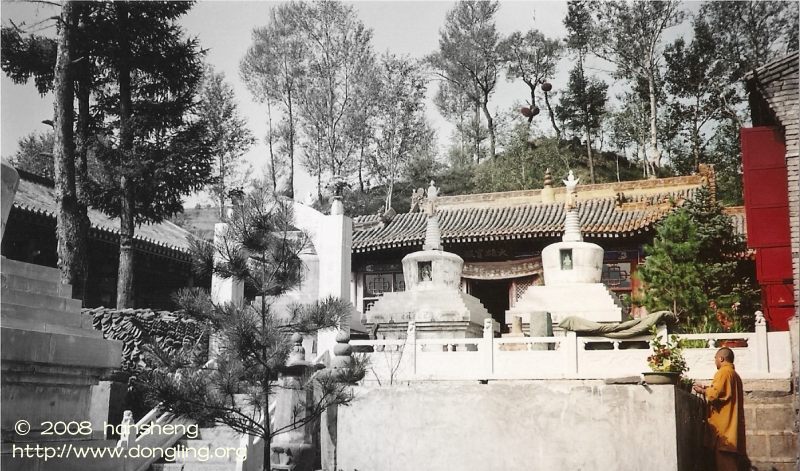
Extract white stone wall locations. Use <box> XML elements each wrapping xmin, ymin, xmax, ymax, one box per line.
<box><xmin>337</xmin><ymin>381</ymin><xmax>701</xmax><ymax>471</ymax></box>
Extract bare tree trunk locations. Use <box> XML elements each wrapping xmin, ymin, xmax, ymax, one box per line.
<box><xmin>692</xmin><ymin>97</ymin><xmax>701</xmax><ymax>172</ymax></box>
<box><xmin>647</xmin><ymin>71</ymin><xmax>659</xmax><ymax>168</ymax></box>
<box><xmin>116</xmin><ymin>3</ymin><xmax>136</xmax><ymax>309</ymax></box>
<box><xmin>473</xmin><ymin>103</ymin><xmax>481</xmax><ymax>164</ymax></box>
<box><xmin>358</xmin><ymin>136</ymin><xmax>366</xmax><ymax>193</ymax></box>
<box><xmin>53</xmin><ymin>1</ymin><xmax>82</xmax><ymax>298</ymax></box>
<box><xmin>543</xmin><ymin>90</ymin><xmax>561</xmax><ymax>141</ymax></box>
<box><xmin>73</xmin><ymin>5</ymin><xmax>91</xmax><ymax>303</ymax></box>
<box><xmin>384</xmin><ymin>180</ymin><xmax>393</xmax><ymax>212</ymax></box>
<box><xmin>266</xmin><ymin>101</ymin><xmax>277</xmax><ymax>194</ymax></box>
<box><xmin>481</xmin><ymin>97</ymin><xmax>496</xmax><ymax>159</ymax></box>
<box><xmin>218</xmin><ymin>153</ymin><xmax>227</xmax><ymax>218</ymax></box>
<box><xmin>585</xmin><ymin>127</ymin><xmax>595</xmax><ymax>184</ymax></box>
<box><xmin>117</xmin><ymin>177</ymin><xmax>135</xmax><ymax>308</ymax></box>
<box><xmin>286</xmin><ymin>92</ymin><xmax>295</xmax><ymax>199</ymax></box>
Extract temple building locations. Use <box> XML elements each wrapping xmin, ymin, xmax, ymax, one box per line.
<box><xmin>351</xmin><ymin>164</ymin><xmax>748</xmax><ymax>332</ymax></box>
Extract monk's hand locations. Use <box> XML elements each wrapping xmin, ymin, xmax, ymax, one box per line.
<box><xmin>692</xmin><ymin>383</ymin><xmax>706</xmax><ymax>394</ymax></box>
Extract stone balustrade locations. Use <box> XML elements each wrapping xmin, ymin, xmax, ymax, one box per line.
<box><xmin>352</xmin><ymin>315</ymin><xmax>793</xmax><ymax>383</ymax></box>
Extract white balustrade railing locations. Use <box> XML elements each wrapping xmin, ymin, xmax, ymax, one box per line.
<box><xmin>353</xmin><ymin>313</ymin><xmax>792</xmax><ymax>383</ymax></box>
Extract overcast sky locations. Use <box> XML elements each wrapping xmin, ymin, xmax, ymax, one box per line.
<box><xmin>0</xmin><ymin>1</ymin><xmax>693</xmax><ymax>202</ymax></box>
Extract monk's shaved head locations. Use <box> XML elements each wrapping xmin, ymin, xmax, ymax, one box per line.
<box><xmin>717</xmin><ymin>347</ymin><xmax>735</xmax><ymax>363</ymax></box>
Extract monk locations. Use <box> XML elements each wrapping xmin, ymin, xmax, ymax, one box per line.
<box><xmin>693</xmin><ymin>347</ymin><xmax>747</xmax><ymax>471</ymax></box>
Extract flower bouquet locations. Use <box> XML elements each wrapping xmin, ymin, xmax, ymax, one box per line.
<box><xmin>643</xmin><ymin>325</ymin><xmax>688</xmax><ymax>385</ymax></box>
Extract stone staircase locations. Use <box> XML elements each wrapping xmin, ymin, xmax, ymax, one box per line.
<box><xmin>745</xmin><ymin>381</ymin><xmax>798</xmax><ymax>471</ymax></box>
<box><xmin>149</xmin><ymin>426</ymin><xmax>247</xmax><ymax>471</ymax></box>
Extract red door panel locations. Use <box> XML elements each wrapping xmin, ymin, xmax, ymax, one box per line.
<box><xmin>755</xmin><ymin>246</ymin><xmax>794</xmax><ymax>281</ymax></box>
<box><xmin>746</xmin><ymin>207</ymin><xmax>791</xmax><ymax>248</ymax></box>
<box><xmin>742</xmin><ymin>167</ymin><xmax>790</xmax><ymax>207</ymax></box>
<box><xmin>764</xmin><ymin>306</ymin><xmax>794</xmax><ymax>331</ymax></box>
<box><xmin>741</xmin><ymin>127</ymin><xmax>786</xmax><ymax>170</ymax></box>
<box><xmin>763</xmin><ymin>283</ymin><xmax>795</xmax><ymax>307</ymax></box>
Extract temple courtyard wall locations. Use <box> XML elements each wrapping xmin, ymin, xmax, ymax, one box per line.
<box><xmin>336</xmin><ymin>380</ymin><xmax>705</xmax><ymax>471</ymax></box>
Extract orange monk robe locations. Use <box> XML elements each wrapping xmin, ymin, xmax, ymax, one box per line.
<box><xmin>704</xmin><ymin>363</ymin><xmax>746</xmax><ymax>454</ymax></box>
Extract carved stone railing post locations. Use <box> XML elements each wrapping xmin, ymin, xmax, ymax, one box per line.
<box><xmin>319</xmin><ymin>327</ymin><xmax>364</xmax><ymax>471</ymax></box>
<box><xmin>483</xmin><ymin>318</ymin><xmax>494</xmax><ymax>377</ymax></box>
<box><xmin>564</xmin><ymin>331</ymin><xmax>579</xmax><ymax>376</ymax></box>
<box><xmin>656</xmin><ymin>323</ymin><xmax>669</xmax><ymax>343</ymax></box>
<box><xmin>754</xmin><ymin>311</ymin><xmax>770</xmax><ymax>373</ymax></box>
<box><xmin>407</xmin><ymin>321</ymin><xmax>417</xmax><ymax>376</ymax></box>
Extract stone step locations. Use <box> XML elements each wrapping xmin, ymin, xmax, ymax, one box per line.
<box><xmin>1</xmin><ymin>258</ymin><xmax>61</xmax><ymax>283</ymax></box>
<box><xmin>1</xmin><ymin>325</ymin><xmax>121</xmax><ymax>369</ymax></box>
<box><xmin>151</xmin><ymin>462</ymin><xmax>237</xmax><ymax>471</ymax></box>
<box><xmin>0</xmin><ymin>312</ymin><xmax>104</xmax><ymax>338</ymax></box>
<box><xmin>1</xmin><ymin>286</ymin><xmax>82</xmax><ymax>313</ymax></box>
<box><xmin>1</xmin><ymin>271</ymin><xmax>72</xmax><ymax>298</ymax></box>
<box><xmin>1</xmin><ymin>302</ymin><xmax>85</xmax><ymax>329</ymax></box>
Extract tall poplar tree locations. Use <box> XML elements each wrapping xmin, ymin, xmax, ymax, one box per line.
<box><xmin>289</xmin><ymin>0</ymin><xmax>377</xmax><ymax>194</ymax></box>
<box><xmin>429</xmin><ymin>0</ymin><xmax>501</xmax><ymax>159</ymax></box>
<box><xmin>589</xmin><ymin>0</ymin><xmax>684</xmax><ymax>171</ymax></box>
<box><xmin>241</xmin><ymin>2</ymin><xmax>308</xmax><ymax>198</ymax></box>
<box><xmin>198</xmin><ymin>67</ymin><xmax>255</xmax><ymax>217</ymax></box>
<box><xmin>369</xmin><ymin>54</ymin><xmax>433</xmax><ymax>211</ymax></box>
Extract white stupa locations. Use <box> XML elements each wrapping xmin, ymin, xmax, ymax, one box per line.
<box><xmin>363</xmin><ymin>182</ymin><xmax>493</xmax><ymax>340</ymax></box>
<box><xmin>506</xmin><ymin>171</ymin><xmax>623</xmax><ymax>329</ymax></box>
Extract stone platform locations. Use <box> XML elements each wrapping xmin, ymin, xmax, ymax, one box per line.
<box><xmin>506</xmin><ymin>283</ymin><xmax>624</xmax><ymax>326</ymax></box>
<box><xmin>1</xmin><ymin>257</ymin><xmax>122</xmax><ymax>460</ymax></box>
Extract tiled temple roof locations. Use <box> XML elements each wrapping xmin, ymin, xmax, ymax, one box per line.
<box><xmin>84</xmin><ymin>307</ymin><xmax>208</xmax><ymax>371</ymax></box>
<box><xmin>353</xmin><ymin>172</ymin><xmax>717</xmax><ymax>253</ymax></box>
<box><xmin>12</xmin><ymin>171</ymin><xmax>194</xmax><ymax>261</ymax></box>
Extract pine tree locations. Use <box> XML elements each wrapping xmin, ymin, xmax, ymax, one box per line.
<box><xmin>137</xmin><ymin>185</ymin><xmax>363</xmax><ymax>471</ymax></box>
<box><xmin>555</xmin><ymin>66</ymin><xmax>607</xmax><ymax>183</ymax></box>
<box><xmin>84</xmin><ymin>2</ymin><xmax>215</xmax><ymax>308</ymax></box>
<box><xmin>639</xmin><ymin>187</ymin><xmax>759</xmax><ymax>331</ymax></box>
<box><xmin>638</xmin><ymin>209</ymin><xmax>708</xmax><ymax>324</ymax></box>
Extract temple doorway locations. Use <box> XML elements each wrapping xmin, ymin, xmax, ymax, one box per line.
<box><xmin>468</xmin><ymin>279</ymin><xmax>511</xmax><ymax>333</ymax></box>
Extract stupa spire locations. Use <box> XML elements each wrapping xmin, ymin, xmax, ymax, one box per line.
<box><xmin>423</xmin><ymin>180</ymin><xmax>442</xmax><ymax>250</ymax></box>
<box><xmin>562</xmin><ymin>171</ymin><xmax>582</xmax><ymax>242</ymax></box>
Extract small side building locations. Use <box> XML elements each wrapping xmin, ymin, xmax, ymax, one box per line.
<box><xmin>1</xmin><ymin>170</ymin><xmax>198</xmax><ymax>309</ymax></box>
